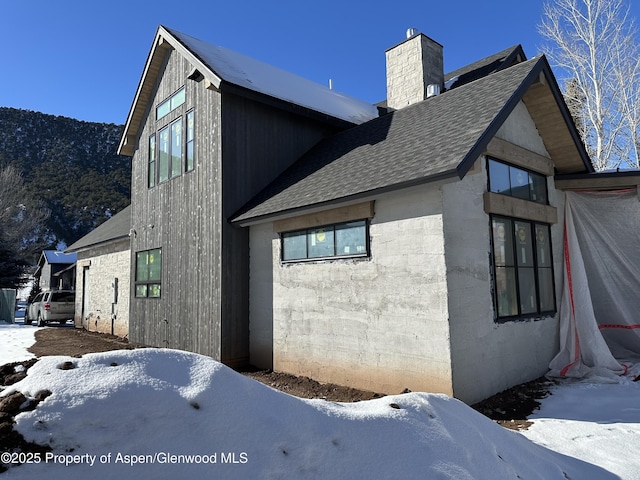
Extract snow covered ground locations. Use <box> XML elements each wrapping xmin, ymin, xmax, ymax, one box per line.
<box><xmin>1</xmin><ymin>323</ymin><xmax>639</xmax><ymax>479</ymax></box>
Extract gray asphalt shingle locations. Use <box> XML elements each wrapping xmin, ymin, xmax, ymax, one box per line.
<box><xmin>232</xmin><ymin>57</ymin><xmax>545</xmax><ymax>224</ymax></box>
<box><xmin>66</xmin><ymin>205</ymin><xmax>131</xmax><ymax>252</ymax></box>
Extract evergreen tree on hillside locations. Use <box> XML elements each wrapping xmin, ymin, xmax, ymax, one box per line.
<box><xmin>0</xmin><ymin>107</ymin><xmax>131</xmax><ymax>248</ymax></box>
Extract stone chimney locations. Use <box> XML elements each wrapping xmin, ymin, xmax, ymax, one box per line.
<box><xmin>385</xmin><ymin>29</ymin><xmax>444</xmax><ymax>110</ymax></box>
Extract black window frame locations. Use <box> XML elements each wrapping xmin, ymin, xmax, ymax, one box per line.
<box><xmin>186</xmin><ymin>109</ymin><xmax>195</xmax><ymax>173</ymax></box>
<box><xmin>148</xmin><ymin>134</ymin><xmax>156</xmax><ymax>188</ymax></box>
<box><xmin>487</xmin><ymin>157</ymin><xmax>549</xmax><ymax>205</ymax></box>
<box><xmin>135</xmin><ymin>248</ymin><xmax>162</xmax><ymax>299</ymax></box>
<box><xmin>148</xmin><ymin>86</ymin><xmax>195</xmax><ymax>189</ymax></box>
<box><xmin>156</xmin><ymin>87</ymin><xmax>185</xmax><ymax>120</ymax></box>
<box><xmin>280</xmin><ymin>220</ymin><xmax>370</xmax><ymax>263</ymax></box>
<box><xmin>490</xmin><ymin>215</ymin><xmax>556</xmax><ymax>321</ymax></box>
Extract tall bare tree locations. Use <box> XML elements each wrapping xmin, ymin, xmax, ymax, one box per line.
<box><xmin>539</xmin><ymin>0</ymin><xmax>640</xmax><ymax>170</ymax></box>
<box><xmin>0</xmin><ymin>163</ymin><xmax>50</xmax><ymax>288</ymax></box>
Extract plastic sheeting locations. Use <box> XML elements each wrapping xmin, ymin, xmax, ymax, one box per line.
<box><xmin>548</xmin><ymin>189</ymin><xmax>640</xmax><ymax>379</ymax></box>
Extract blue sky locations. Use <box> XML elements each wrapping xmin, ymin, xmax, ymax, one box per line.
<box><xmin>2</xmin><ymin>1</ymin><xmax>639</xmax><ymax>125</ymax></box>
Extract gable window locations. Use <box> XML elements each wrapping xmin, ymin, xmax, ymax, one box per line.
<box><xmin>135</xmin><ymin>248</ymin><xmax>162</xmax><ymax>298</ymax></box>
<box><xmin>156</xmin><ymin>87</ymin><xmax>185</xmax><ymax>120</ymax></box>
<box><xmin>148</xmin><ymin>88</ymin><xmax>195</xmax><ymax>188</ymax></box>
<box><xmin>491</xmin><ymin>216</ymin><xmax>555</xmax><ymax>319</ymax></box>
<box><xmin>488</xmin><ymin>158</ymin><xmax>548</xmax><ymax>204</ymax></box>
<box><xmin>282</xmin><ymin>220</ymin><xmax>369</xmax><ymax>262</ymax></box>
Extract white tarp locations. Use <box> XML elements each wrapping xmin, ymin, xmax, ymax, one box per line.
<box><xmin>549</xmin><ymin>189</ymin><xmax>640</xmax><ymax>379</ymax></box>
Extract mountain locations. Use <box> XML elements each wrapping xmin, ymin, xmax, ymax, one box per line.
<box><xmin>0</xmin><ymin>107</ymin><xmax>131</xmax><ymax>248</ymax></box>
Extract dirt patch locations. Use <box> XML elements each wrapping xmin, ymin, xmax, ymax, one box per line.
<box><xmin>241</xmin><ymin>368</ymin><xmax>384</xmax><ymax>403</ymax></box>
<box><xmin>471</xmin><ymin>377</ymin><xmax>555</xmax><ymax>430</ymax></box>
<box><xmin>27</xmin><ymin>327</ymin><xmax>139</xmax><ymax>358</ymax></box>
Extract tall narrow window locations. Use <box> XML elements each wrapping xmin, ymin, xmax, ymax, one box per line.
<box><xmin>135</xmin><ymin>248</ymin><xmax>162</xmax><ymax>298</ymax></box>
<box><xmin>186</xmin><ymin>110</ymin><xmax>195</xmax><ymax>172</ymax></box>
<box><xmin>491</xmin><ymin>216</ymin><xmax>555</xmax><ymax>320</ymax></box>
<box><xmin>158</xmin><ymin>127</ymin><xmax>169</xmax><ymax>183</ymax></box>
<box><xmin>148</xmin><ymin>134</ymin><xmax>156</xmax><ymax>188</ymax></box>
<box><xmin>170</xmin><ymin>118</ymin><xmax>182</xmax><ymax>179</ymax></box>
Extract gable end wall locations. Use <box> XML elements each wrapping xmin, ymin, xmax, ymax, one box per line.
<box><xmin>444</xmin><ymin>101</ymin><xmax>565</xmax><ymax>404</ymax></box>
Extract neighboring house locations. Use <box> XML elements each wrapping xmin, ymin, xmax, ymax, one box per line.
<box><xmin>66</xmin><ymin>206</ymin><xmax>131</xmax><ymax>338</ymax></box>
<box><xmin>118</xmin><ymin>26</ymin><xmax>638</xmax><ymax>403</ymax></box>
<box><xmin>34</xmin><ymin>250</ymin><xmax>77</xmax><ymax>291</ymax></box>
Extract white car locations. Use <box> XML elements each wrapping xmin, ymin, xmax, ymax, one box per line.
<box><xmin>25</xmin><ymin>290</ymin><xmax>76</xmax><ymax>326</ymax></box>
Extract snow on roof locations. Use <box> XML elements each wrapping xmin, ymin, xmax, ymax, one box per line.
<box><xmin>167</xmin><ymin>27</ymin><xmax>379</xmax><ymax>125</ymax></box>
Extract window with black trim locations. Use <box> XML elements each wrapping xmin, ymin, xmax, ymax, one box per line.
<box><xmin>488</xmin><ymin>158</ymin><xmax>548</xmax><ymax>204</ymax></box>
<box><xmin>135</xmin><ymin>248</ymin><xmax>162</xmax><ymax>298</ymax></box>
<box><xmin>148</xmin><ymin>87</ymin><xmax>195</xmax><ymax>188</ymax></box>
<box><xmin>156</xmin><ymin>87</ymin><xmax>185</xmax><ymax>120</ymax></box>
<box><xmin>148</xmin><ymin>134</ymin><xmax>156</xmax><ymax>188</ymax></box>
<box><xmin>186</xmin><ymin>110</ymin><xmax>195</xmax><ymax>172</ymax></box>
<box><xmin>281</xmin><ymin>220</ymin><xmax>369</xmax><ymax>262</ymax></box>
<box><xmin>491</xmin><ymin>216</ymin><xmax>555</xmax><ymax>319</ymax></box>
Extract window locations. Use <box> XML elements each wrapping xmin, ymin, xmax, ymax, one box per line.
<box><xmin>186</xmin><ymin>110</ymin><xmax>195</xmax><ymax>172</ymax></box>
<box><xmin>158</xmin><ymin>126</ymin><xmax>169</xmax><ymax>183</ymax></box>
<box><xmin>149</xmin><ymin>88</ymin><xmax>194</xmax><ymax>187</ymax></box>
<box><xmin>148</xmin><ymin>134</ymin><xmax>156</xmax><ymax>188</ymax></box>
<box><xmin>156</xmin><ymin>120</ymin><xmax>183</xmax><ymax>184</ymax></box>
<box><xmin>282</xmin><ymin>220</ymin><xmax>369</xmax><ymax>261</ymax></box>
<box><xmin>156</xmin><ymin>87</ymin><xmax>185</xmax><ymax>120</ymax></box>
<box><xmin>135</xmin><ymin>248</ymin><xmax>162</xmax><ymax>298</ymax></box>
<box><xmin>488</xmin><ymin>158</ymin><xmax>548</xmax><ymax>204</ymax></box>
<box><xmin>170</xmin><ymin>118</ymin><xmax>182</xmax><ymax>179</ymax></box>
<box><xmin>491</xmin><ymin>216</ymin><xmax>555</xmax><ymax>319</ymax></box>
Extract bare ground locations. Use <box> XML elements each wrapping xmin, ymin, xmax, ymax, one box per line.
<box><xmin>1</xmin><ymin>326</ymin><xmax>553</xmax><ymax>471</ymax></box>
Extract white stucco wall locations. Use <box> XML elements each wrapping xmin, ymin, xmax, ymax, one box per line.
<box><xmin>250</xmin><ymin>185</ymin><xmax>454</xmax><ymax>395</ymax></box>
<box><xmin>75</xmin><ymin>241</ymin><xmax>130</xmax><ymax>338</ymax></box>
<box><xmin>444</xmin><ymin>101</ymin><xmax>565</xmax><ymax>404</ymax></box>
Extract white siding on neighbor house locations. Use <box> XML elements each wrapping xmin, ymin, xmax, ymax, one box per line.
<box><xmin>75</xmin><ymin>241</ymin><xmax>130</xmax><ymax>338</ymax></box>
<box><xmin>444</xmin><ymin>101</ymin><xmax>566</xmax><ymax>404</ymax></box>
<box><xmin>250</xmin><ymin>185</ymin><xmax>454</xmax><ymax>396</ymax></box>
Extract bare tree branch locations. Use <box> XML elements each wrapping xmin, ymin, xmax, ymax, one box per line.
<box><xmin>539</xmin><ymin>0</ymin><xmax>640</xmax><ymax>170</ymax></box>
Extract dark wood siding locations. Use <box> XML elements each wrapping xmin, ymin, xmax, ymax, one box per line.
<box><xmin>220</xmin><ymin>94</ymin><xmax>339</xmax><ymax>364</ymax></box>
<box><xmin>129</xmin><ymin>48</ymin><xmax>222</xmax><ymax>358</ymax></box>
<box><xmin>129</xmin><ymin>46</ymin><xmax>343</xmax><ymax>366</ymax></box>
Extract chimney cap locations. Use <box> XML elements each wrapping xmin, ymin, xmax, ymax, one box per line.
<box><xmin>406</xmin><ymin>28</ymin><xmax>419</xmax><ymax>39</ymax></box>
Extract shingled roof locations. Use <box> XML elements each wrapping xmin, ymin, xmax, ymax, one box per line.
<box><xmin>232</xmin><ymin>54</ymin><xmax>590</xmax><ymax>225</ymax></box>
<box><xmin>445</xmin><ymin>45</ymin><xmax>526</xmax><ymax>90</ymax></box>
<box><xmin>66</xmin><ymin>205</ymin><xmax>131</xmax><ymax>253</ymax></box>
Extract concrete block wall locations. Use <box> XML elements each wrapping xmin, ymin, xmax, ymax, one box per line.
<box><xmin>444</xmin><ymin>101</ymin><xmax>565</xmax><ymax>404</ymax></box>
<box><xmin>385</xmin><ymin>33</ymin><xmax>443</xmax><ymax>110</ymax></box>
<box><xmin>252</xmin><ymin>185</ymin><xmax>454</xmax><ymax>395</ymax></box>
<box><xmin>75</xmin><ymin>240</ymin><xmax>130</xmax><ymax>338</ymax></box>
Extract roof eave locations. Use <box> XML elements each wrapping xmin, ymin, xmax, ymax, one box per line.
<box><xmin>232</xmin><ymin>168</ymin><xmax>459</xmax><ymax>226</ymax></box>
<box><xmin>456</xmin><ymin>56</ymin><xmax>593</xmax><ymax>179</ymax></box>
<box><xmin>117</xmin><ymin>25</ymin><xmax>223</xmax><ymax>157</ymax></box>
<box><xmin>66</xmin><ymin>234</ymin><xmax>130</xmax><ymax>254</ymax></box>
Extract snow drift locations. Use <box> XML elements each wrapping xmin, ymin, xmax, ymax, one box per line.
<box><xmin>1</xmin><ymin>348</ymin><xmax>614</xmax><ymax>479</ymax></box>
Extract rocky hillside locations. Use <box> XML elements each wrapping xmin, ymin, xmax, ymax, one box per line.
<box><xmin>0</xmin><ymin>107</ymin><xmax>130</xmax><ymax>247</ymax></box>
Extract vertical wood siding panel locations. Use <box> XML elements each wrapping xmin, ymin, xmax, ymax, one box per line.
<box><xmin>130</xmin><ymin>47</ymin><xmax>343</xmax><ymax>365</ymax></box>
<box><xmin>130</xmin><ymin>49</ymin><xmax>222</xmax><ymax>356</ymax></box>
